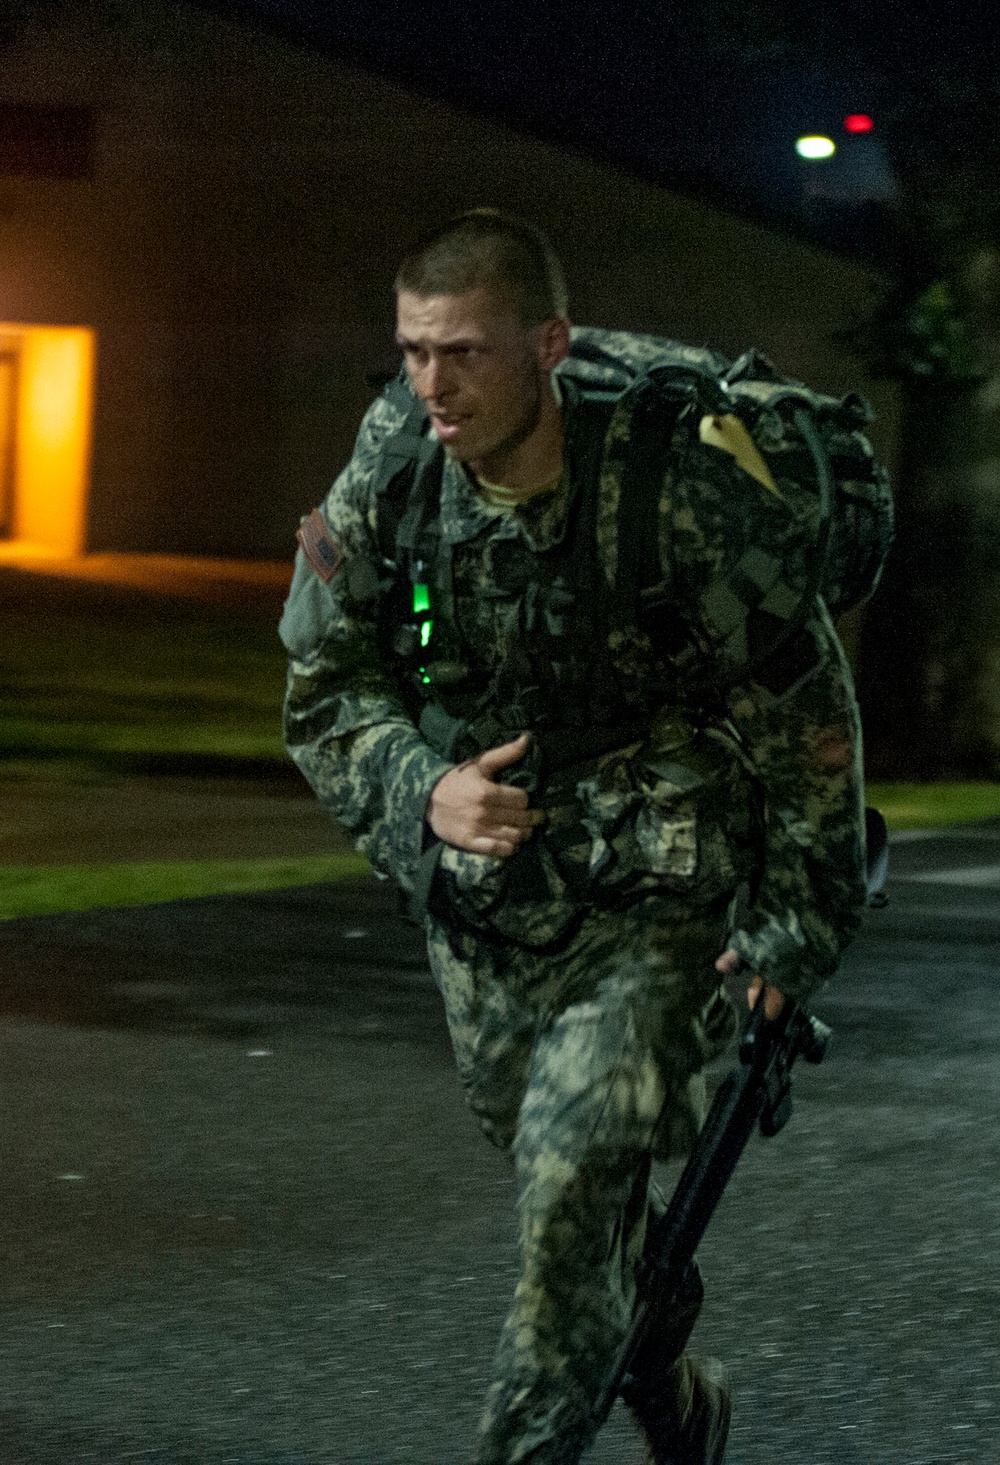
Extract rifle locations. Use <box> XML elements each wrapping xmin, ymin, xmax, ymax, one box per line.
<box><xmin>589</xmin><ymin>806</ymin><xmax>889</xmax><ymax>1428</ymax></box>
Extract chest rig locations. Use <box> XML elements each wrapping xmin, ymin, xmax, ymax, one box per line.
<box><xmin>369</xmin><ymin>324</ymin><xmax>892</xmax><ymax>795</ymax></box>
<box><xmin>372</xmin><ymin>374</ymin><xmax>705</xmax><ymax>790</ymax></box>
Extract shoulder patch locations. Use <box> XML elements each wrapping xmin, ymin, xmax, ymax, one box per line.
<box><xmin>297</xmin><ymin>507</ymin><xmax>343</xmax><ymax>583</ymax></box>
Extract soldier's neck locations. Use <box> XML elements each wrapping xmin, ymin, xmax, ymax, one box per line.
<box><xmin>466</xmin><ymin>388</ymin><xmax>565</xmax><ymax>501</ymax></box>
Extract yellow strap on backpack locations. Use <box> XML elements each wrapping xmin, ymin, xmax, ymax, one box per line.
<box><xmin>699</xmin><ymin>413</ymin><xmax>779</xmax><ymax>495</ymax></box>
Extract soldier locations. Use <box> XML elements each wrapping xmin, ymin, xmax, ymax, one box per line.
<box><xmin>280</xmin><ymin>210</ymin><xmax>868</xmax><ymax>1464</ymax></box>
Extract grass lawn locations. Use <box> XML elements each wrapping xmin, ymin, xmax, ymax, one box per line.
<box><xmin>0</xmin><ymin>570</ymin><xmax>352</xmax><ymax>917</ymax></box>
<box><xmin>0</xmin><ymin>571</ymin><xmax>288</xmax><ymax>768</ymax></box>
<box><xmin>866</xmin><ymin>782</ymin><xmax>1000</xmax><ymax>831</ymax></box>
<box><xmin>4</xmin><ymin>784</ymin><xmax>998</xmax><ymax>922</ymax></box>
<box><xmin>0</xmin><ymin>853</ymin><xmax>371</xmax><ymax>921</ymax></box>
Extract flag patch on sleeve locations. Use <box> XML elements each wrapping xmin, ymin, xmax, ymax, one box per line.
<box><xmin>297</xmin><ymin>507</ymin><xmax>343</xmax><ymax>583</ymax></box>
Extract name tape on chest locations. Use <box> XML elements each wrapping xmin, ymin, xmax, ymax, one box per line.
<box><xmin>297</xmin><ymin>507</ymin><xmax>344</xmax><ymax>583</ymax></box>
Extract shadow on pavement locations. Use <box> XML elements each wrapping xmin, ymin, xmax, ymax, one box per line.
<box><xmin>0</xmin><ymin>875</ymin><xmax>443</xmax><ymax>1042</ymax></box>
<box><xmin>0</xmin><ymin>1415</ymin><xmax>316</xmax><ymax>1465</ymax></box>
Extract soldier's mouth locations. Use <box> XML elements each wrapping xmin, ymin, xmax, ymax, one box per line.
<box><xmin>430</xmin><ymin>414</ymin><xmax>467</xmax><ymax>442</ymax></box>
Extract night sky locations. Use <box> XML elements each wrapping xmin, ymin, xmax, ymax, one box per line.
<box><xmin>197</xmin><ymin>0</ymin><xmax>1000</xmax><ymax>268</ymax></box>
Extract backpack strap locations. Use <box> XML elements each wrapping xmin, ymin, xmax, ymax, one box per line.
<box><xmin>371</xmin><ymin>376</ymin><xmax>441</xmax><ymax>563</ymax></box>
<box><xmin>617</xmin><ymin>361</ymin><xmax>732</xmax><ymax>561</ymax></box>
<box><xmin>608</xmin><ymin>363</ymin><xmax>732</xmax><ymax>660</ymax></box>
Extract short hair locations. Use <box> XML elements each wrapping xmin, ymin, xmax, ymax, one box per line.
<box><xmin>395</xmin><ymin>209</ymin><xmax>568</xmax><ymax>325</ymax></box>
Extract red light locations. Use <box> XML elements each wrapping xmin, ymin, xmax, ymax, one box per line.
<box><xmin>844</xmin><ymin>113</ymin><xmax>874</xmax><ymax>134</ymax></box>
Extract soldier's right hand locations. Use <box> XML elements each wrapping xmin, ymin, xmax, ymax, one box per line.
<box><xmin>425</xmin><ymin>733</ymin><xmax>545</xmax><ymax>857</ymax></box>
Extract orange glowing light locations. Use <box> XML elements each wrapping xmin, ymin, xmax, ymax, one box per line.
<box><xmin>0</xmin><ymin>323</ymin><xmax>95</xmax><ymax>559</ymax></box>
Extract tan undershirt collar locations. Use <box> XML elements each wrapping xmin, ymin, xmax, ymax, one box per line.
<box><xmin>473</xmin><ymin>468</ymin><xmax>564</xmax><ymax>510</ymax></box>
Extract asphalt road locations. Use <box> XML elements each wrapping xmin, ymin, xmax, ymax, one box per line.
<box><xmin>0</xmin><ymin>827</ymin><xmax>998</xmax><ymax>1464</ymax></box>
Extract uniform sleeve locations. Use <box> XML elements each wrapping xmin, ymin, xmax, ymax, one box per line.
<box><xmin>664</xmin><ymin>441</ymin><xmax>868</xmax><ymax>1004</ymax></box>
<box><xmin>278</xmin><ymin>400</ymin><xmax>452</xmax><ymax>894</ymax></box>
<box><xmin>723</xmin><ymin>604</ymin><xmax>866</xmax><ymax>1002</ymax></box>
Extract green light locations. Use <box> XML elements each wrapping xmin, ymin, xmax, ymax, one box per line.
<box><xmin>795</xmin><ymin>135</ymin><xmax>836</xmax><ymax>160</ymax></box>
<box><xmin>420</xmin><ymin>620</ymin><xmax>433</xmax><ymax>647</ymax></box>
<box><xmin>413</xmin><ymin>584</ymin><xmax>430</xmax><ymax>613</ymax></box>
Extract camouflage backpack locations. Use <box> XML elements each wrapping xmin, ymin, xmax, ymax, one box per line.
<box><xmin>552</xmin><ymin>325</ymin><xmax>893</xmax><ymax>629</ymax></box>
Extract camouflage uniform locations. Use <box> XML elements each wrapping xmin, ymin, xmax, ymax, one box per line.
<box><xmin>280</xmin><ymin>366</ymin><xmax>867</xmax><ymax>1463</ymax></box>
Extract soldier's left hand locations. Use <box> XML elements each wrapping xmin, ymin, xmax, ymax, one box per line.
<box><xmin>715</xmin><ymin>948</ymin><xmax>786</xmax><ymax>1020</ymax></box>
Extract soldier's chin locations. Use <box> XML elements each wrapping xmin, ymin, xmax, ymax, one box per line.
<box><xmin>441</xmin><ymin>433</ymin><xmax>480</xmax><ymax>462</ymax></box>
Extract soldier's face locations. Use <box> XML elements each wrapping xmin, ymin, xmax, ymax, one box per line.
<box><xmin>395</xmin><ymin>287</ymin><xmax>568</xmax><ymax>471</ymax></box>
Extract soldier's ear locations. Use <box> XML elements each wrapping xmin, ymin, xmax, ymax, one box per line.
<box><xmin>537</xmin><ymin>317</ymin><xmax>571</xmax><ymax>371</ymax></box>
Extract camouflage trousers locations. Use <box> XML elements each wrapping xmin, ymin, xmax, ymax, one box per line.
<box><xmin>425</xmin><ymin>892</ymin><xmax>737</xmax><ymax>1465</ymax></box>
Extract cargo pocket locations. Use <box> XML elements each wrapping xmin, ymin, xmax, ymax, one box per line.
<box><xmin>633</xmin><ymin>750</ymin><xmax>704</xmax><ymax>884</ymax></box>
<box><xmin>633</xmin><ymin>800</ymin><xmax>698</xmax><ymax>877</ymax></box>
<box><xmin>436</xmin><ymin>839</ymin><xmax>585</xmax><ymax>949</ymax></box>
<box><xmin>635</xmin><ymin>715</ymin><xmax>753</xmax><ymax>898</ymax></box>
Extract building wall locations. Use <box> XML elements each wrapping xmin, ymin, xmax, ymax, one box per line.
<box><xmin>0</xmin><ymin>0</ymin><xmax>899</xmax><ymax>560</ymax></box>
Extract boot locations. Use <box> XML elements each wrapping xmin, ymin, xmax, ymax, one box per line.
<box><xmin>627</xmin><ymin>1352</ymin><xmax>731</xmax><ymax>1465</ymax></box>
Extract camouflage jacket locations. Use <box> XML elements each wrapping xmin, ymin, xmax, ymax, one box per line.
<box><xmin>280</xmin><ymin>375</ymin><xmax>868</xmax><ymax>1003</ymax></box>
